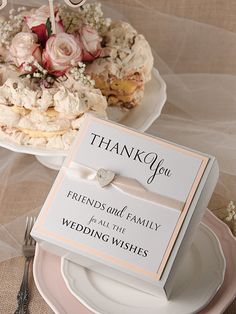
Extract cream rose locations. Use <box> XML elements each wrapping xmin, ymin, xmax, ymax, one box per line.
<box><xmin>42</xmin><ymin>33</ymin><xmax>82</xmax><ymax>76</ymax></box>
<box><xmin>77</xmin><ymin>25</ymin><xmax>102</xmax><ymax>61</ymax></box>
<box><xmin>9</xmin><ymin>32</ymin><xmax>42</xmax><ymax>67</ymax></box>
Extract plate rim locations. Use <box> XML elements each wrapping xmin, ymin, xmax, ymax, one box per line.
<box><xmin>60</xmin><ymin>222</ymin><xmax>226</xmax><ymax>314</ymax></box>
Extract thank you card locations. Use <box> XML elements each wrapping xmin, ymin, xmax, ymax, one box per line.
<box><xmin>32</xmin><ymin>115</ymin><xmax>209</xmax><ymax>282</ymax></box>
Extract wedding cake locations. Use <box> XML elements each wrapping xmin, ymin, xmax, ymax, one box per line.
<box><xmin>0</xmin><ymin>2</ymin><xmax>153</xmax><ymax>149</ymax></box>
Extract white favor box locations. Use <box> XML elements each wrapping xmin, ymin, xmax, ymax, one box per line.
<box><xmin>32</xmin><ymin>115</ymin><xmax>219</xmax><ymax>299</ymax></box>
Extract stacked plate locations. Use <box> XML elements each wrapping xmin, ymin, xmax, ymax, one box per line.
<box><xmin>33</xmin><ymin>210</ymin><xmax>236</xmax><ymax>314</ymax></box>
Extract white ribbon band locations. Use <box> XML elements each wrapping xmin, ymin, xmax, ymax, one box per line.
<box><xmin>64</xmin><ymin>162</ymin><xmax>185</xmax><ymax>212</ymax></box>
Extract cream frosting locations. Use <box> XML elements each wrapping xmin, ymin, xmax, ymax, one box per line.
<box><xmin>46</xmin><ymin>130</ymin><xmax>78</xmax><ymax>150</ymax></box>
<box><xmin>17</xmin><ymin>111</ymin><xmax>71</xmax><ymax>132</ymax></box>
<box><xmin>0</xmin><ymin>64</ymin><xmax>19</xmax><ymax>84</ymax></box>
<box><xmin>0</xmin><ymin>126</ymin><xmax>77</xmax><ymax>150</ymax></box>
<box><xmin>37</xmin><ymin>89</ymin><xmax>54</xmax><ymax>111</ymax></box>
<box><xmin>0</xmin><ymin>78</ymin><xmax>47</xmax><ymax>110</ymax></box>
<box><xmin>0</xmin><ymin>127</ymin><xmax>29</xmax><ymax>145</ymax></box>
<box><xmin>0</xmin><ymin>65</ymin><xmax>108</xmax><ymax>149</ymax></box>
<box><xmin>0</xmin><ymin>72</ymin><xmax>107</xmax><ymax>113</ymax></box>
<box><xmin>0</xmin><ymin>104</ymin><xmax>20</xmax><ymax>126</ymax></box>
<box><xmin>54</xmin><ymin>86</ymin><xmax>86</xmax><ymax>116</ymax></box>
<box><xmin>86</xmin><ymin>21</ymin><xmax>154</xmax><ymax>81</ymax></box>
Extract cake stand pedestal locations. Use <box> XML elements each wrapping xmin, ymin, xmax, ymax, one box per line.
<box><xmin>35</xmin><ymin>155</ymin><xmax>65</xmax><ymax>170</ymax></box>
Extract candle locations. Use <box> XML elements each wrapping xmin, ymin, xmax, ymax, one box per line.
<box><xmin>48</xmin><ymin>0</ymin><xmax>56</xmax><ymax>34</ymax></box>
<box><xmin>48</xmin><ymin>0</ymin><xmax>86</xmax><ymax>34</ymax></box>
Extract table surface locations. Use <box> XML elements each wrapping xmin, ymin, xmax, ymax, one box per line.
<box><xmin>0</xmin><ymin>0</ymin><xmax>236</xmax><ymax>313</ymax></box>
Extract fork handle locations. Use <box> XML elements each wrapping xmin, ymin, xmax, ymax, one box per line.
<box><xmin>14</xmin><ymin>258</ymin><xmax>31</xmax><ymax>314</ymax></box>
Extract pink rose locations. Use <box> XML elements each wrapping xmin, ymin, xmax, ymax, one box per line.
<box><xmin>25</xmin><ymin>5</ymin><xmax>64</xmax><ymax>46</ymax></box>
<box><xmin>76</xmin><ymin>25</ymin><xmax>102</xmax><ymax>61</ymax></box>
<box><xmin>42</xmin><ymin>33</ymin><xmax>82</xmax><ymax>77</ymax></box>
<box><xmin>9</xmin><ymin>32</ymin><xmax>42</xmax><ymax>68</ymax></box>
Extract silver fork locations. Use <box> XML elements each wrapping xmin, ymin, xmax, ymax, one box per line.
<box><xmin>14</xmin><ymin>217</ymin><xmax>36</xmax><ymax>314</ymax></box>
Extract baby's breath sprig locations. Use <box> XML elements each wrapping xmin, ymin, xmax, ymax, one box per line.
<box><xmin>0</xmin><ymin>7</ymin><xmax>26</xmax><ymax>49</ymax></box>
<box><xmin>216</xmin><ymin>200</ymin><xmax>236</xmax><ymax>236</ymax></box>
<box><xmin>20</xmin><ymin>70</ymin><xmax>57</xmax><ymax>88</ymax></box>
<box><xmin>59</xmin><ymin>2</ymin><xmax>111</xmax><ymax>34</ymax></box>
<box><xmin>20</xmin><ymin>57</ymin><xmax>48</xmax><ymax>79</ymax></box>
<box><xmin>225</xmin><ymin>201</ymin><xmax>236</xmax><ymax>222</ymax></box>
<box><xmin>69</xmin><ymin>61</ymin><xmax>95</xmax><ymax>87</ymax></box>
<box><xmin>18</xmin><ymin>58</ymin><xmax>94</xmax><ymax>88</ymax></box>
<box><xmin>19</xmin><ymin>58</ymin><xmax>58</xmax><ymax>88</ymax></box>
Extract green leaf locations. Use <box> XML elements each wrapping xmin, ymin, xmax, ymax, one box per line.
<box><xmin>19</xmin><ymin>73</ymin><xmax>28</xmax><ymax>78</ymax></box>
<box><xmin>46</xmin><ymin>18</ymin><xmax>52</xmax><ymax>37</ymax></box>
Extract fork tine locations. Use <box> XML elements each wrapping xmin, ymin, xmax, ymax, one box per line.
<box><xmin>32</xmin><ymin>217</ymin><xmax>37</xmax><ymax>245</ymax></box>
<box><xmin>29</xmin><ymin>217</ymin><xmax>33</xmax><ymax>245</ymax></box>
<box><xmin>29</xmin><ymin>217</ymin><xmax>36</xmax><ymax>246</ymax></box>
<box><xmin>30</xmin><ymin>217</ymin><xmax>35</xmax><ymax>245</ymax></box>
<box><xmin>26</xmin><ymin>218</ymin><xmax>30</xmax><ymax>246</ymax></box>
<box><xmin>24</xmin><ymin>217</ymin><xmax>30</xmax><ymax>245</ymax></box>
<box><xmin>24</xmin><ymin>216</ymin><xmax>36</xmax><ymax>246</ymax></box>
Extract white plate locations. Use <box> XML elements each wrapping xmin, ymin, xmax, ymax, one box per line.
<box><xmin>33</xmin><ymin>210</ymin><xmax>236</xmax><ymax>314</ymax></box>
<box><xmin>0</xmin><ymin>68</ymin><xmax>166</xmax><ymax>169</ymax></box>
<box><xmin>61</xmin><ymin>223</ymin><xmax>225</xmax><ymax>314</ymax></box>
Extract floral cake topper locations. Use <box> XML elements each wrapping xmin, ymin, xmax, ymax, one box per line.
<box><xmin>0</xmin><ymin>1</ymin><xmax>110</xmax><ymax>87</ymax></box>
